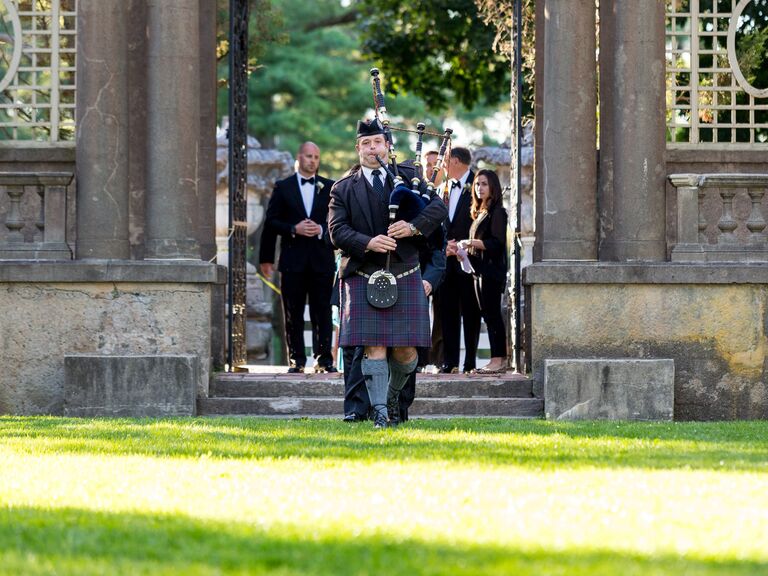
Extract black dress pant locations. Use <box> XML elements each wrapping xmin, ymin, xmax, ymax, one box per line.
<box><xmin>475</xmin><ymin>276</ymin><xmax>507</xmax><ymax>358</ymax></box>
<box><xmin>439</xmin><ymin>266</ymin><xmax>481</xmax><ymax>371</ymax></box>
<box><xmin>343</xmin><ymin>346</ymin><xmax>370</xmax><ymax>418</ymax></box>
<box><xmin>281</xmin><ymin>270</ymin><xmax>334</xmax><ymax>368</ymax></box>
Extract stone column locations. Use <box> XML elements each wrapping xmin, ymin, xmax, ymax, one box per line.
<box><xmin>145</xmin><ymin>0</ymin><xmax>201</xmax><ymax>259</ymax></box>
<box><xmin>598</xmin><ymin>0</ymin><xmax>616</xmax><ymax>260</ymax></box>
<box><xmin>198</xmin><ymin>0</ymin><xmax>218</xmax><ymax>262</ymax></box>
<box><xmin>540</xmin><ymin>0</ymin><xmax>597</xmax><ymax>260</ymax></box>
<box><xmin>127</xmin><ymin>0</ymin><xmax>148</xmax><ymax>260</ymax></box>
<box><xmin>604</xmin><ymin>0</ymin><xmax>667</xmax><ymax>261</ymax></box>
<box><xmin>75</xmin><ymin>0</ymin><xmax>129</xmax><ymax>260</ymax></box>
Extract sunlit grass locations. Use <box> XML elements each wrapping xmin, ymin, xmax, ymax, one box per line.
<box><xmin>1</xmin><ymin>417</ymin><xmax>767</xmax><ymax>575</ymax></box>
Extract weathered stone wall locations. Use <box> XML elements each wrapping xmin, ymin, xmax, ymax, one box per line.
<box><xmin>0</xmin><ymin>262</ymin><xmax>222</xmax><ymax>415</ymax></box>
<box><xmin>526</xmin><ymin>262</ymin><xmax>768</xmax><ymax>420</ymax></box>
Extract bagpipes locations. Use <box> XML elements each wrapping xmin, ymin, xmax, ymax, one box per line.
<box><xmin>369</xmin><ymin>68</ymin><xmax>453</xmax><ymax>223</ymax></box>
<box><xmin>364</xmin><ymin>68</ymin><xmax>453</xmax><ymax>309</ymax></box>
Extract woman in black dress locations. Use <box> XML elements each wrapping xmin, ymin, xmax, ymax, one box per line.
<box><xmin>458</xmin><ymin>169</ymin><xmax>508</xmax><ymax>373</ymax></box>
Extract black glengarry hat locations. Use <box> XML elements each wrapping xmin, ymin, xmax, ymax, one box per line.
<box><xmin>356</xmin><ymin>118</ymin><xmax>385</xmax><ymax>138</ymax></box>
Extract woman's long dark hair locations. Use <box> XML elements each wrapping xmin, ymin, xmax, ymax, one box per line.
<box><xmin>470</xmin><ymin>169</ymin><xmax>503</xmax><ymax>219</ymax></box>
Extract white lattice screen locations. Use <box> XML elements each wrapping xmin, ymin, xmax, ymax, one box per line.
<box><xmin>0</xmin><ymin>0</ymin><xmax>76</xmax><ymax>144</ymax></box>
<box><xmin>666</xmin><ymin>0</ymin><xmax>768</xmax><ymax>145</ymax></box>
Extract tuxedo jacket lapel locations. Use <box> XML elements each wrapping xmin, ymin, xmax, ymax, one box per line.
<box><xmin>284</xmin><ymin>176</ymin><xmax>307</xmax><ymax>218</ymax></box>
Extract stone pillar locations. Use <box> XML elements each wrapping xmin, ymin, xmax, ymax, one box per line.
<box><xmin>603</xmin><ymin>0</ymin><xmax>667</xmax><ymax>261</ymax></box>
<box><xmin>127</xmin><ymin>0</ymin><xmax>148</xmax><ymax>260</ymax></box>
<box><xmin>598</xmin><ymin>0</ymin><xmax>615</xmax><ymax>259</ymax></box>
<box><xmin>75</xmin><ymin>0</ymin><xmax>129</xmax><ymax>260</ymax></box>
<box><xmin>540</xmin><ymin>0</ymin><xmax>597</xmax><ymax>260</ymax></box>
<box><xmin>198</xmin><ymin>0</ymin><xmax>218</xmax><ymax>262</ymax></box>
<box><xmin>145</xmin><ymin>0</ymin><xmax>201</xmax><ymax>259</ymax></box>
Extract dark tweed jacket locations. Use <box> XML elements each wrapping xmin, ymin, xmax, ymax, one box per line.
<box><xmin>328</xmin><ymin>163</ymin><xmax>448</xmax><ymax>279</ymax></box>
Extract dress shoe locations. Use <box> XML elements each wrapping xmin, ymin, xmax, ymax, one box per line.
<box><xmin>372</xmin><ymin>405</ymin><xmax>389</xmax><ymax>429</ymax></box>
<box><xmin>387</xmin><ymin>403</ymin><xmax>400</xmax><ymax>427</ymax></box>
<box><xmin>438</xmin><ymin>366</ymin><xmax>459</xmax><ymax>374</ymax></box>
<box><xmin>287</xmin><ymin>366</ymin><xmax>304</xmax><ymax>374</ymax></box>
<box><xmin>343</xmin><ymin>413</ymin><xmax>365</xmax><ymax>422</ymax></box>
<box><xmin>475</xmin><ymin>365</ymin><xmax>506</xmax><ymax>374</ymax></box>
<box><xmin>314</xmin><ymin>364</ymin><xmax>338</xmax><ymax>374</ymax></box>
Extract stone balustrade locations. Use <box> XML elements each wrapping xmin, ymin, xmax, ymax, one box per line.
<box><xmin>0</xmin><ymin>172</ymin><xmax>74</xmax><ymax>260</ymax></box>
<box><xmin>670</xmin><ymin>173</ymin><xmax>768</xmax><ymax>262</ymax></box>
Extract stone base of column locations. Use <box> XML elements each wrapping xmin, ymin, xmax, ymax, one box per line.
<box><xmin>541</xmin><ymin>240</ymin><xmax>597</xmax><ymax>261</ymax></box>
<box><xmin>525</xmin><ymin>262</ymin><xmax>768</xmax><ymax>420</ymax></box>
<box><xmin>0</xmin><ymin>260</ymin><xmax>225</xmax><ymax>415</ymax></box>
<box><xmin>600</xmin><ymin>240</ymin><xmax>666</xmax><ymax>262</ymax></box>
<box><xmin>145</xmin><ymin>238</ymin><xmax>200</xmax><ymax>260</ymax></box>
<box><xmin>77</xmin><ymin>239</ymin><xmax>131</xmax><ymax>260</ymax></box>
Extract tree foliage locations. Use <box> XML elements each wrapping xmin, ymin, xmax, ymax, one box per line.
<box><xmin>474</xmin><ymin>0</ymin><xmax>536</xmax><ymax>118</ymax></box>
<box><xmin>356</xmin><ymin>0</ymin><xmax>510</xmax><ymax>110</ymax></box>
<box><xmin>219</xmin><ymin>0</ymin><xmax>512</xmax><ymax>173</ymax></box>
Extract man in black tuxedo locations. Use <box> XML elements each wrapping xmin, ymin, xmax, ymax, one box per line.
<box><xmin>438</xmin><ymin>146</ymin><xmax>481</xmax><ymax>374</ymax></box>
<box><xmin>259</xmin><ymin>141</ymin><xmax>337</xmax><ymax>373</ymax></box>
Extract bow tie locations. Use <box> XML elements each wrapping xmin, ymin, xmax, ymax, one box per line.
<box><xmin>451</xmin><ymin>180</ymin><xmax>461</xmax><ymax>190</ymax></box>
<box><xmin>301</xmin><ymin>177</ymin><xmax>315</xmax><ymax>186</ymax></box>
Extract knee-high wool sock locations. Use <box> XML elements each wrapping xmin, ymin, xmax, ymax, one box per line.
<box><xmin>361</xmin><ymin>357</ymin><xmax>389</xmax><ymax>409</ymax></box>
<box><xmin>387</xmin><ymin>357</ymin><xmax>418</xmax><ymax>409</ymax></box>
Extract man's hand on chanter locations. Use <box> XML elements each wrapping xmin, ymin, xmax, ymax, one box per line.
<box><xmin>366</xmin><ymin>234</ymin><xmax>397</xmax><ymax>253</ymax></box>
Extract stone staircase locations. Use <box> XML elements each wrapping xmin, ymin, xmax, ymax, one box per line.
<box><xmin>198</xmin><ymin>371</ymin><xmax>543</xmax><ymax>418</ymax></box>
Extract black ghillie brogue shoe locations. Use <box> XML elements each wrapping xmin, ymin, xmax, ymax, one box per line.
<box><xmin>372</xmin><ymin>405</ymin><xmax>389</xmax><ymax>429</ymax></box>
<box><xmin>287</xmin><ymin>366</ymin><xmax>304</xmax><ymax>374</ymax></box>
<box><xmin>387</xmin><ymin>402</ymin><xmax>400</xmax><ymax>427</ymax></box>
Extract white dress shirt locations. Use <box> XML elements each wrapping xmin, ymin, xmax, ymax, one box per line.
<box><xmin>296</xmin><ymin>173</ymin><xmax>315</xmax><ymax>217</ymax></box>
<box><xmin>448</xmin><ymin>169</ymin><xmax>470</xmax><ymax>222</ymax></box>
<box><xmin>361</xmin><ymin>165</ymin><xmax>386</xmax><ymax>190</ymax></box>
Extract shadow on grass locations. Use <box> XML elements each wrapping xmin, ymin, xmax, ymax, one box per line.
<box><xmin>2</xmin><ymin>417</ymin><xmax>768</xmax><ymax>472</ymax></box>
<box><xmin>0</xmin><ymin>505</ymin><xmax>764</xmax><ymax>576</ymax></box>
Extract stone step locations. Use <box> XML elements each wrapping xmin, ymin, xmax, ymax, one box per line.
<box><xmin>211</xmin><ymin>373</ymin><xmax>534</xmax><ymax>399</ymax></box>
<box><xmin>197</xmin><ymin>396</ymin><xmax>544</xmax><ymax>418</ymax></box>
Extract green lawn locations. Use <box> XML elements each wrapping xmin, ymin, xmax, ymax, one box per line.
<box><xmin>1</xmin><ymin>417</ymin><xmax>767</xmax><ymax>575</ymax></box>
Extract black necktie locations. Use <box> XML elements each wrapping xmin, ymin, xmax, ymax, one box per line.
<box><xmin>301</xmin><ymin>177</ymin><xmax>315</xmax><ymax>186</ymax></box>
<box><xmin>371</xmin><ymin>169</ymin><xmax>385</xmax><ymax>202</ymax></box>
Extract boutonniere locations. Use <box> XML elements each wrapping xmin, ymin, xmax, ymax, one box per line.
<box><xmin>462</xmin><ymin>183</ymin><xmax>471</xmax><ymax>194</ymax></box>
<box><xmin>316</xmin><ymin>180</ymin><xmax>324</xmax><ymax>195</ymax></box>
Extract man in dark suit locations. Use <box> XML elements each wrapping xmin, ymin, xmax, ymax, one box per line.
<box><xmin>259</xmin><ymin>141</ymin><xmax>337</xmax><ymax>373</ymax></box>
<box><xmin>438</xmin><ymin>146</ymin><xmax>481</xmax><ymax>374</ymax></box>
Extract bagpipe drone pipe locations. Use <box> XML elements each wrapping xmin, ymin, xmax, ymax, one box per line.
<box><xmin>369</xmin><ymin>67</ymin><xmax>453</xmax><ymax>226</ymax></box>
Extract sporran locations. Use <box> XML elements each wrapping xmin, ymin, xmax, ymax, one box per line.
<box><xmin>366</xmin><ymin>269</ymin><xmax>398</xmax><ymax>308</ymax></box>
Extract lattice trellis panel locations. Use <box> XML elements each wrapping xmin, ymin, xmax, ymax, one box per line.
<box><xmin>666</xmin><ymin>0</ymin><xmax>768</xmax><ymax>145</ymax></box>
<box><xmin>0</xmin><ymin>0</ymin><xmax>76</xmax><ymax>143</ymax></box>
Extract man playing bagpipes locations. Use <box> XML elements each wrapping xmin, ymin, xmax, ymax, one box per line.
<box><xmin>328</xmin><ymin>114</ymin><xmax>448</xmax><ymax>428</ymax></box>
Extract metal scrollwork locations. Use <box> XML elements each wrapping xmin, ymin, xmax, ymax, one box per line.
<box><xmin>228</xmin><ymin>0</ymin><xmax>249</xmax><ymax>370</ymax></box>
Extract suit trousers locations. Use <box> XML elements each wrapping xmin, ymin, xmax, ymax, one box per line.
<box><xmin>439</xmin><ymin>266</ymin><xmax>481</xmax><ymax>371</ymax></box>
<box><xmin>281</xmin><ymin>269</ymin><xmax>334</xmax><ymax>368</ymax></box>
<box><xmin>343</xmin><ymin>346</ymin><xmax>370</xmax><ymax>418</ymax></box>
<box><xmin>476</xmin><ymin>276</ymin><xmax>507</xmax><ymax>358</ymax></box>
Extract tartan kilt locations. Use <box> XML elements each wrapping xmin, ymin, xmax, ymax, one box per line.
<box><xmin>338</xmin><ymin>268</ymin><xmax>431</xmax><ymax>348</ymax></box>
